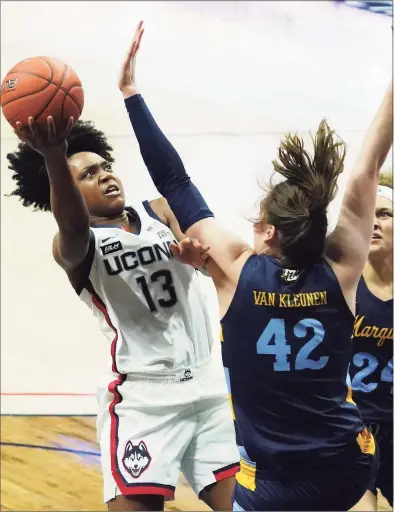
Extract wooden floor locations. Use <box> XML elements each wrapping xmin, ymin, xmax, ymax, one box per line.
<box><xmin>0</xmin><ymin>416</ymin><xmax>210</xmax><ymax>511</ymax></box>
<box><xmin>1</xmin><ymin>416</ymin><xmax>391</xmax><ymax>511</ymax></box>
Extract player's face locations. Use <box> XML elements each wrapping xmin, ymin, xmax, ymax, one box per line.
<box><xmin>68</xmin><ymin>152</ymin><xmax>126</xmax><ymax>218</ymax></box>
<box><xmin>369</xmin><ymin>196</ymin><xmax>393</xmax><ymax>258</ymax></box>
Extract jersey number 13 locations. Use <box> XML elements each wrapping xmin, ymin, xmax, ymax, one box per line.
<box><xmin>136</xmin><ymin>270</ymin><xmax>178</xmax><ymax>313</ymax></box>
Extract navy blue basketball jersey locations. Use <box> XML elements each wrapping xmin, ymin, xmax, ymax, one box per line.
<box><xmin>221</xmin><ymin>254</ymin><xmax>370</xmax><ymax>484</ymax></box>
<box><xmin>349</xmin><ymin>277</ymin><xmax>393</xmax><ymax>423</ymax></box>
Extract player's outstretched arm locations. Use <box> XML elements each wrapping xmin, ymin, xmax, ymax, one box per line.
<box><xmin>14</xmin><ymin>116</ymin><xmax>91</xmax><ymax>272</ymax></box>
<box><xmin>119</xmin><ymin>22</ymin><xmax>252</xmax><ymax>288</ymax></box>
<box><xmin>326</xmin><ymin>79</ymin><xmax>393</xmax><ymax>290</ymax></box>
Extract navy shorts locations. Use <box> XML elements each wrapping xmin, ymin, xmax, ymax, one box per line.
<box><xmin>368</xmin><ymin>422</ymin><xmax>393</xmax><ymax>506</ymax></box>
<box><xmin>233</xmin><ymin>450</ymin><xmax>378</xmax><ymax>511</ymax></box>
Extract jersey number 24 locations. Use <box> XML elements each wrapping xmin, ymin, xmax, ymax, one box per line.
<box><xmin>351</xmin><ymin>353</ymin><xmax>393</xmax><ymax>394</ymax></box>
<box><xmin>256</xmin><ymin>318</ymin><xmax>327</xmax><ymax>371</ymax></box>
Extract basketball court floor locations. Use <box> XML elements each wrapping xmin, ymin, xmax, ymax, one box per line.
<box><xmin>1</xmin><ymin>414</ymin><xmax>209</xmax><ymax>510</ymax></box>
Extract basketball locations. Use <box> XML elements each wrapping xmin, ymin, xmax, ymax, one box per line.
<box><xmin>1</xmin><ymin>56</ymin><xmax>84</xmax><ymax>132</ymax></box>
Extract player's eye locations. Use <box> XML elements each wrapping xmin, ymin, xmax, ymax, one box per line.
<box><xmin>83</xmin><ymin>168</ymin><xmax>95</xmax><ymax>179</ymax></box>
<box><xmin>103</xmin><ymin>163</ymin><xmax>113</xmax><ymax>172</ymax></box>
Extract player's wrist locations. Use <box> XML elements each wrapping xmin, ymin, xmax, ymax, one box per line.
<box><xmin>121</xmin><ymin>86</ymin><xmax>140</xmax><ymax>100</ymax></box>
<box><xmin>43</xmin><ymin>146</ymin><xmax>68</xmax><ymax>162</ymax></box>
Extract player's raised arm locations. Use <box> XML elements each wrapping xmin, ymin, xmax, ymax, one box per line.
<box><xmin>12</xmin><ymin>116</ymin><xmax>91</xmax><ymax>271</ymax></box>
<box><xmin>326</xmin><ymin>80</ymin><xmax>393</xmax><ymax>289</ymax></box>
<box><xmin>119</xmin><ymin>22</ymin><xmax>252</xmax><ymax>290</ymax></box>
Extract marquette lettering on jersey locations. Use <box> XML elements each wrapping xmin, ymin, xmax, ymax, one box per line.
<box><xmin>353</xmin><ymin>314</ymin><xmax>393</xmax><ymax>346</ymax></box>
<box><xmin>349</xmin><ymin>277</ymin><xmax>393</xmax><ymax>422</ymax></box>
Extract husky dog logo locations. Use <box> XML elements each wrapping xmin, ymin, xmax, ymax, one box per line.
<box><xmin>180</xmin><ymin>368</ymin><xmax>193</xmax><ymax>382</ymax></box>
<box><xmin>122</xmin><ymin>440</ymin><xmax>151</xmax><ymax>478</ymax></box>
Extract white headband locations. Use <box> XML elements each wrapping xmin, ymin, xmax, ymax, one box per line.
<box><xmin>377</xmin><ymin>185</ymin><xmax>393</xmax><ymax>203</ymax></box>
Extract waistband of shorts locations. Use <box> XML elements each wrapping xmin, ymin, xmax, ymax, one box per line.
<box><xmin>124</xmin><ymin>357</ymin><xmax>214</xmax><ymax>382</ymax></box>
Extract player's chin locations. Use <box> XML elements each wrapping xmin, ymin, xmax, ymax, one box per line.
<box><xmin>368</xmin><ymin>243</ymin><xmax>384</xmax><ymax>256</ymax></box>
<box><xmin>101</xmin><ymin>195</ymin><xmax>125</xmax><ymax>213</ymax></box>
<box><xmin>103</xmin><ymin>193</ymin><xmax>125</xmax><ymax>206</ymax></box>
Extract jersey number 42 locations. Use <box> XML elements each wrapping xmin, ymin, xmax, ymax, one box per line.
<box><xmin>256</xmin><ymin>318</ymin><xmax>327</xmax><ymax>372</ymax></box>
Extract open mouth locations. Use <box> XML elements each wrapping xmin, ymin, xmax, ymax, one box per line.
<box><xmin>372</xmin><ymin>234</ymin><xmax>382</xmax><ymax>240</ymax></box>
<box><xmin>104</xmin><ymin>184</ymin><xmax>121</xmax><ymax>197</ymax></box>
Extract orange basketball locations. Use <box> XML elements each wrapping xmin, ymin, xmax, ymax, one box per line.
<box><xmin>1</xmin><ymin>56</ymin><xmax>84</xmax><ymax>132</ymax></box>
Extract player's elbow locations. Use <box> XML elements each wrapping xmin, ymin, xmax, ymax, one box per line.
<box><xmin>52</xmin><ymin>230</ymin><xmax>90</xmax><ymax>271</ymax></box>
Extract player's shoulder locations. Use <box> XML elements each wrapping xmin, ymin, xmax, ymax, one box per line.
<box><xmin>129</xmin><ymin>198</ymin><xmax>168</xmax><ymax>226</ymax></box>
<box><xmin>146</xmin><ymin>197</ymin><xmax>169</xmax><ymax>225</ymax></box>
<box><xmin>149</xmin><ymin>196</ymin><xmax>168</xmax><ymax>210</ymax></box>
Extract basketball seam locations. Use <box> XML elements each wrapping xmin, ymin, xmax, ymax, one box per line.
<box><xmin>60</xmin><ymin>84</ymin><xmax>82</xmax><ymax>119</ymax></box>
<box><xmin>34</xmin><ymin>59</ymin><xmax>69</xmax><ymax>123</ymax></box>
<box><xmin>2</xmin><ymin>72</ymin><xmax>82</xmax><ymax>111</ymax></box>
<box><xmin>1</xmin><ymin>63</ymin><xmax>54</xmax><ymax>108</ymax></box>
<box><xmin>2</xmin><ymin>71</ymin><xmax>80</xmax><ymax>101</ymax></box>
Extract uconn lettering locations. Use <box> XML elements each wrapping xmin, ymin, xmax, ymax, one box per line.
<box><xmin>104</xmin><ymin>241</ymin><xmax>174</xmax><ymax>276</ymax></box>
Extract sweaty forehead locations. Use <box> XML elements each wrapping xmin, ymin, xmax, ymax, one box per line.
<box><xmin>67</xmin><ymin>151</ymin><xmax>105</xmax><ymax>172</ymax></box>
<box><xmin>376</xmin><ymin>195</ymin><xmax>393</xmax><ymax>210</ymax></box>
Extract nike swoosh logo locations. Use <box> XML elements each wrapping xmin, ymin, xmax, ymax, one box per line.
<box><xmin>102</xmin><ymin>237</ymin><xmax>117</xmax><ymax>243</ymax></box>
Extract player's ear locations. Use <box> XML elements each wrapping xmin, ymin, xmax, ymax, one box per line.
<box><xmin>138</xmin><ymin>441</ymin><xmax>148</xmax><ymax>453</ymax></box>
<box><xmin>266</xmin><ymin>225</ymin><xmax>277</xmax><ymax>242</ymax></box>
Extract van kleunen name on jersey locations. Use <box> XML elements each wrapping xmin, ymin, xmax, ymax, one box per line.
<box><xmin>253</xmin><ymin>290</ymin><xmax>328</xmax><ymax>307</ymax></box>
<box><xmin>103</xmin><ymin>240</ymin><xmax>175</xmax><ymax>276</ymax></box>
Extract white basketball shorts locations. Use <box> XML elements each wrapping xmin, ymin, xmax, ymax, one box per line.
<box><xmin>97</xmin><ymin>361</ymin><xmax>240</xmax><ymax>503</ymax></box>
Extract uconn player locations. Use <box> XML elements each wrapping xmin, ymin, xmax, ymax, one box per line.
<box><xmin>6</xmin><ymin>40</ymin><xmax>240</xmax><ymax>512</ymax></box>
<box><xmin>350</xmin><ymin>176</ymin><xmax>393</xmax><ymax>511</ymax></box>
<box><xmin>8</xmin><ymin>123</ymin><xmax>239</xmax><ymax>512</ymax></box>
<box><xmin>123</xmin><ymin>24</ymin><xmax>393</xmax><ymax>510</ymax></box>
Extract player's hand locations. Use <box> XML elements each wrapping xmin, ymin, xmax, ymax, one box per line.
<box><xmin>170</xmin><ymin>237</ymin><xmax>210</xmax><ymax>269</ymax></box>
<box><xmin>119</xmin><ymin>21</ymin><xmax>144</xmax><ymax>99</ymax></box>
<box><xmin>14</xmin><ymin>116</ymin><xmax>74</xmax><ymax>158</ymax></box>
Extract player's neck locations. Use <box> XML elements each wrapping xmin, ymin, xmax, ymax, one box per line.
<box><xmin>363</xmin><ymin>255</ymin><xmax>393</xmax><ymax>292</ymax></box>
<box><xmin>90</xmin><ymin>211</ymin><xmax>132</xmax><ymax>230</ymax></box>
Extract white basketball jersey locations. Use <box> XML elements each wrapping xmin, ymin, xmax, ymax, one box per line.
<box><xmin>79</xmin><ymin>202</ymin><xmax>214</xmax><ymax>375</ymax></box>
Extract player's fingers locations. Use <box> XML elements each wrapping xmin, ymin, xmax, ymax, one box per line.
<box><xmin>62</xmin><ymin>117</ymin><xmax>74</xmax><ymax>138</ymax></box>
<box><xmin>120</xmin><ymin>42</ymin><xmax>136</xmax><ymax>80</ymax></box>
<box><xmin>19</xmin><ymin>124</ymin><xmax>35</xmax><ymax>143</ymax></box>
<box><xmin>134</xmin><ymin>20</ymin><xmax>144</xmax><ymax>41</ymax></box>
<box><xmin>180</xmin><ymin>237</ymin><xmax>191</xmax><ymax>246</ymax></box>
<box><xmin>47</xmin><ymin>116</ymin><xmax>56</xmax><ymax>142</ymax></box>
<box><xmin>190</xmin><ymin>238</ymin><xmax>210</xmax><ymax>253</ymax></box>
<box><xmin>134</xmin><ymin>27</ymin><xmax>144</xmax><ymax>52</ymax></box>
<box><xmin>169</xmin><ymin>242</ymin><xmax>181</xmax><ymax>256</ymax></box>
<box><xmin>189</xmin><ymin>238</ymin><xmax>203</xmax><ymax>249</ymax></box>
<box><xmin>128</xmin><ymin>42</ymin><xmax>136</xmax><ymax>61</ymax></box>
<box><xmin>28</xmin><ymin>116</ymin><xmax>38</xmax><ymax>138</ymax></box>
<box><xmin>130</xmin><ymin>22</ymin><xmax>144</xmax><ymax>58</ymax></box>
<box><xmin>15</xmin><ymin>121</ymin><xmax>28</xmax><ymax>139</ymax></box>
